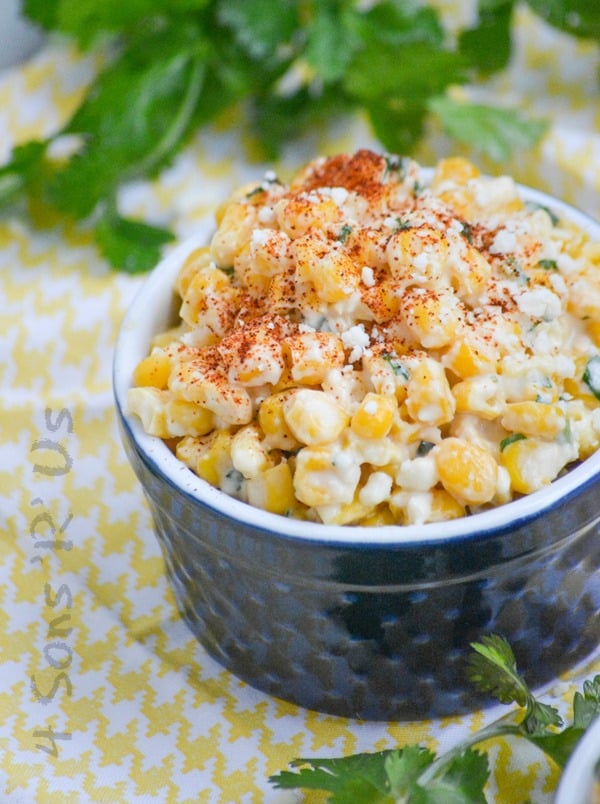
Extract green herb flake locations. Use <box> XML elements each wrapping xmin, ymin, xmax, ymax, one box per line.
<box><xmin>416</xmin><ymin>440</ymin><xmax>435</xmax><ymax>457</ymax></box>
<box><xmin>500</xmin><ymin>432</ymin><xmax>526</xmax><ymax>451</ymax></box>
<box><xmin>582</xmin><ymin>355</ymin><xmax>600</xmax><ymax>400</ymax></box>
<box><xmin>382</xmin><ymin>352</ymin><xmax>409</xmax><ymax>380</ymax></box>
<box><xmin>460</xmin><ymin>221</ymin><xmax>474</xmax><ymax>243</ymax></box>
<box><xmin>537</xmin><ymin>258</ymin><xmax>558</xmax><ymax>271</ymax></box>
<box><xmin>394</xmin><ymin>217</ymin><xmax>412</xmax><ymax>231</ymax></box>
<box><xmin>337</xmin><ymin>224</ymin><xmax>353</xmax><ymax>244</ymax></box>
<box><xmin>383</xmin><ymin>153</ymin><xmax>409</xmax><ymax>180</ymax></box>
<box><xmin>525</xmin><ymin>201</ymin><xmax>560</xmax><ymax>226</ymax></box>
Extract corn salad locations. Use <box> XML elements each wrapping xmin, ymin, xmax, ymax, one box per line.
<box><xmin>128</xmin><ymin>150</ymin><xmax>600</xmax><ymax>526</ymax></box>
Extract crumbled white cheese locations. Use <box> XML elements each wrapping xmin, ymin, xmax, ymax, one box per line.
<box><xmin>251</xmin><ymin>228</ymin><xmax>272</xmax><ymax>246</ymax></box>
<box><xmin>490</xmin><ymin>229</ymin><xmax>518</xmax><ymax>255</ymax></box>
<box><xmin>517</xmin><ymin>287</ymin><xmax>562</xmax><ymax>321</ymax></box>
<box><xmin>361</xmin><ymin>266</ymin><xmax>376</xmax><ymax>287</ymax></box>
<box><xmin>341</xmin><ymin>324</ymin><xmax>370</xmax><ymax>363</ymax></box>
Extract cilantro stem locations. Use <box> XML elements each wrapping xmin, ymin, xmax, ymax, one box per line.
<box><xmin>415</xmin><ymin>711</ymin><xmax>523</xmax><ymax>789</ymax></box>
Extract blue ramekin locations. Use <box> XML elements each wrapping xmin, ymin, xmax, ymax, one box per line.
<box><xmin>113</xmin><ymin>193</ymin><xmax>600</xmax><ymax>721</ymax></box>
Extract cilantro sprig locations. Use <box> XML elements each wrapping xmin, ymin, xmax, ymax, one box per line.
<box><xmin>269</xmin><ymin>635</ymin><xmax>600</xmax><ymax>803</ymax></box>
<box><xmin>2</xmin><ymin>0</ymin><xmax>597</xmax><ymax>271</ymax></box>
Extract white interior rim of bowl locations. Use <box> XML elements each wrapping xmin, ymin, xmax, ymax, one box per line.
<box><xmin>113</xmin><ymin>181</ymin><xmax>600</xmax><ymax>546</ymax></box>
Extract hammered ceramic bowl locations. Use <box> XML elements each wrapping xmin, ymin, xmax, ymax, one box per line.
<box><xmin>113</xmin><ymin>191</ymin><xmax>600</xmax><ymax>721</ymax></box>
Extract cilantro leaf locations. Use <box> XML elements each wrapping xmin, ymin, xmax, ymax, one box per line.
<box><xmin>48</xmin><ymin>26</ymin><xmax>206</xmax><ymax>219</ymax></box>
<box><xmin>415</xmin><ymin>749</ymin><xmax>489</xmax><ymax>803</ymax></box>
<box><xmin>428</xmin><ymin>96</ymin><xmax>548</xmax><ymax>161</ymax></box>
<box><xmin>459</xmin><ymin>0</ymin><xmax>516</xmax><ymax>75</ymax></box>
<box><xmin>217</xmin><ymin>0</ymin><xmax>299</xmax><ymax>61</ymax></box>
<box><xmin>573</xmin><ymin>675</ymin><xmax>600</xmax><ymax>728</ymax></box>
<box><xmin>24</xmin><ymin>0</ymin><xmax>210</xmax><ymax>48</ymax></box>
<box><xmin>270</xmin><ymin>750</ymin><xmax>405</xmax><ymax>802</ymax></box>
<box><xmin>95</xmin><ymin>210</ymin><xmax>175</xmax><ymax>274</ymax></box>
<box><xmin>9</xmin><ymin>0</ymin><xmax>564</xmax><ymax>271</ymax></box>
<box><xmin>467</xmin><ymin>634</ymin><xmax>529</xmax><ymax>706</ymax></box>
<box><xmin>468</xmin><ymin>635</ymin><xmax>562</xmax><ymax>735</ymax></box>
<box><xmin>304</xmin><ymin>0</ymin><xmax>361</xmax><ymax>83</ymax></box>
<box><xmin>252</xmin><ymin>85</ymin><xmax>353</xmax><ymax>160</ymax></box>
<box><xmin>0</xmin><ymin>141</ymin><xmax>47</xmax><ymax>205</ymax></box>
<box><xmin>350</xmin><ymin>1</ymin><xmax>445</xmax><ymax>49</ymax></box>
<box><xmin>345</xmin><ymin>42</ymin><xmax>466</xmax><ymax>102</ymax></box>
<box><xmin>525</xmin><ymin>0</ymin><xmax>600</xmax><ymax>40</ymax></box>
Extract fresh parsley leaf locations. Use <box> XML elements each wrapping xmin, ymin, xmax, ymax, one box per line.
<box><xmin>95</xmin><ymin>210</ymin><xmax>175</xmax><ymax>274</ymax></box>
<box><xmin>24</xmin><ymin>0</ymin><xmax>210</xmax><ymax>48</ymax></box>
<box><xmin>573</xmin><ymin>675</ymin><xmax>600</xmax><ymax>729</ymax></box>
<box><xmin>337</xmin><ymin>224</ymin><xmax>353</xmax><ymax>244</ymax></box>
<box><xmin>382</xmin><ymin>353</ymin><xmax>410</xmax><ymax>380</ymax></box>
<box><xmin>429</xmin><ymin>96</ymin><xmax>548</xmax><ymax>161</ymax></box>
<box><xmin>346</xmin><ymin>42</ymin><xmax>466</xmax><ymax>103</ymax></box>
<box><xmin>350</xmin><ymin>1</ymin><xmax>445</xmax><ymax>49</ymax></box>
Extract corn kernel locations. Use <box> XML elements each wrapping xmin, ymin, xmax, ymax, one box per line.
<box><xmin>428</xmin><ymin>488</ymin><xmax>466</xmax><ymax>521</ymax></box>
<box><xmin>258</xmin><ymin>391</ymin><xmax>302</xmax><ymax>451</ymax></box>
<box><xmin>434</xmin><ymin>437</ymin><xmax>498</xmax><ymax>505</ymax></box>
<box><xmin>452</xmin><ymin>375</ymin><xmax>504</xmax><ymax>420</ymax></box>
<box><xmin>283</xmin><ymin>389</ymin><xmax>349</xmax><ymax>445</ymax></box>
<box><xmin>293</xmin><ymin>445</ymin><xmax>360</xmax><ymax>507</ymax></box>
<box><xmin>500</xmin><ymin>401</ymin><xmax>566</xmax><ymax>439</ymax></box>
<box><xmin>210</xmin><ymin>201</ymin><xmax>258</xmax><ymax>267</ymax></box>
<box><xmin>443</xmin><ymin>338</ymin><xmax>497</xmax><ymax>379</ymax></box>
<box><xmin>165</xmin><ymin>398</ymin><xmax>215</xmax><ymax>437</ymax></box>
<box><xmin>175</xmin><ymin>247</ymin><xmax>212</xmax><ymax>298</ymax></box>
<box><xmin>586</xmin><ymin>320</ymin><xmax>600</xmax><ymax>347</ymax></box>
<box><xmin>191</xmin><ymin>430</ymin><xmax>235</xmax><ymax>488</ymax></box>
<box><xmin>231</xmin><ymin>424</ymin><xmax>271</xmax><ymax>479</ymax></box>
<box><xmin>246</xmin><ymin>461</ymin><xmax>296</xmax><ymax>515</ymax></box>
<box><xmin>358</xmin><ymin>505</ymin><xmax>397</xmax><ymax>527</ymax></box>
<box><xmin>405</xmin><ymin>358</ymin><xmax>455</xmax><ymax>426</ymax></box>
<box><xmin>351</xmin><ymin>393</ymin><xmax>397</xmax><ymax>439</ymax></box>
<box><xmin>500</xmin><ymin>437</ymin><xmax>574</xmax><ymax>494</ymax></box>
<box><xmin>400</xmin><ymin>288</ymin><xmax>462</xmax><ymax>349</ymax></box>
<box><xmin>133</xmin><ymin>349</ymin><xmax>172</xmax><ymax>389</ymax></box>
<box><xmin>294</xmin><ymin>235</ymin><xmax>359</xmax><ymax>303</ymax></box>
<box><xmin>127</xmin><ymin>387</ymin><xmax>170</xmax><ymax>438</ymax></box>
<box><xmin>284</xmin><ymin>331</ymin><xmax>345</xmax><ymax>385</ymax></box>
<box><xmin>316</xmin><ymin>497</ymin><xmax>375</xmax><ymax>525</ymax></box>
<box><xmin>431</xmin><ymin>156</ymin><xmax>480</xmax><ymax>186</ymax></box>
